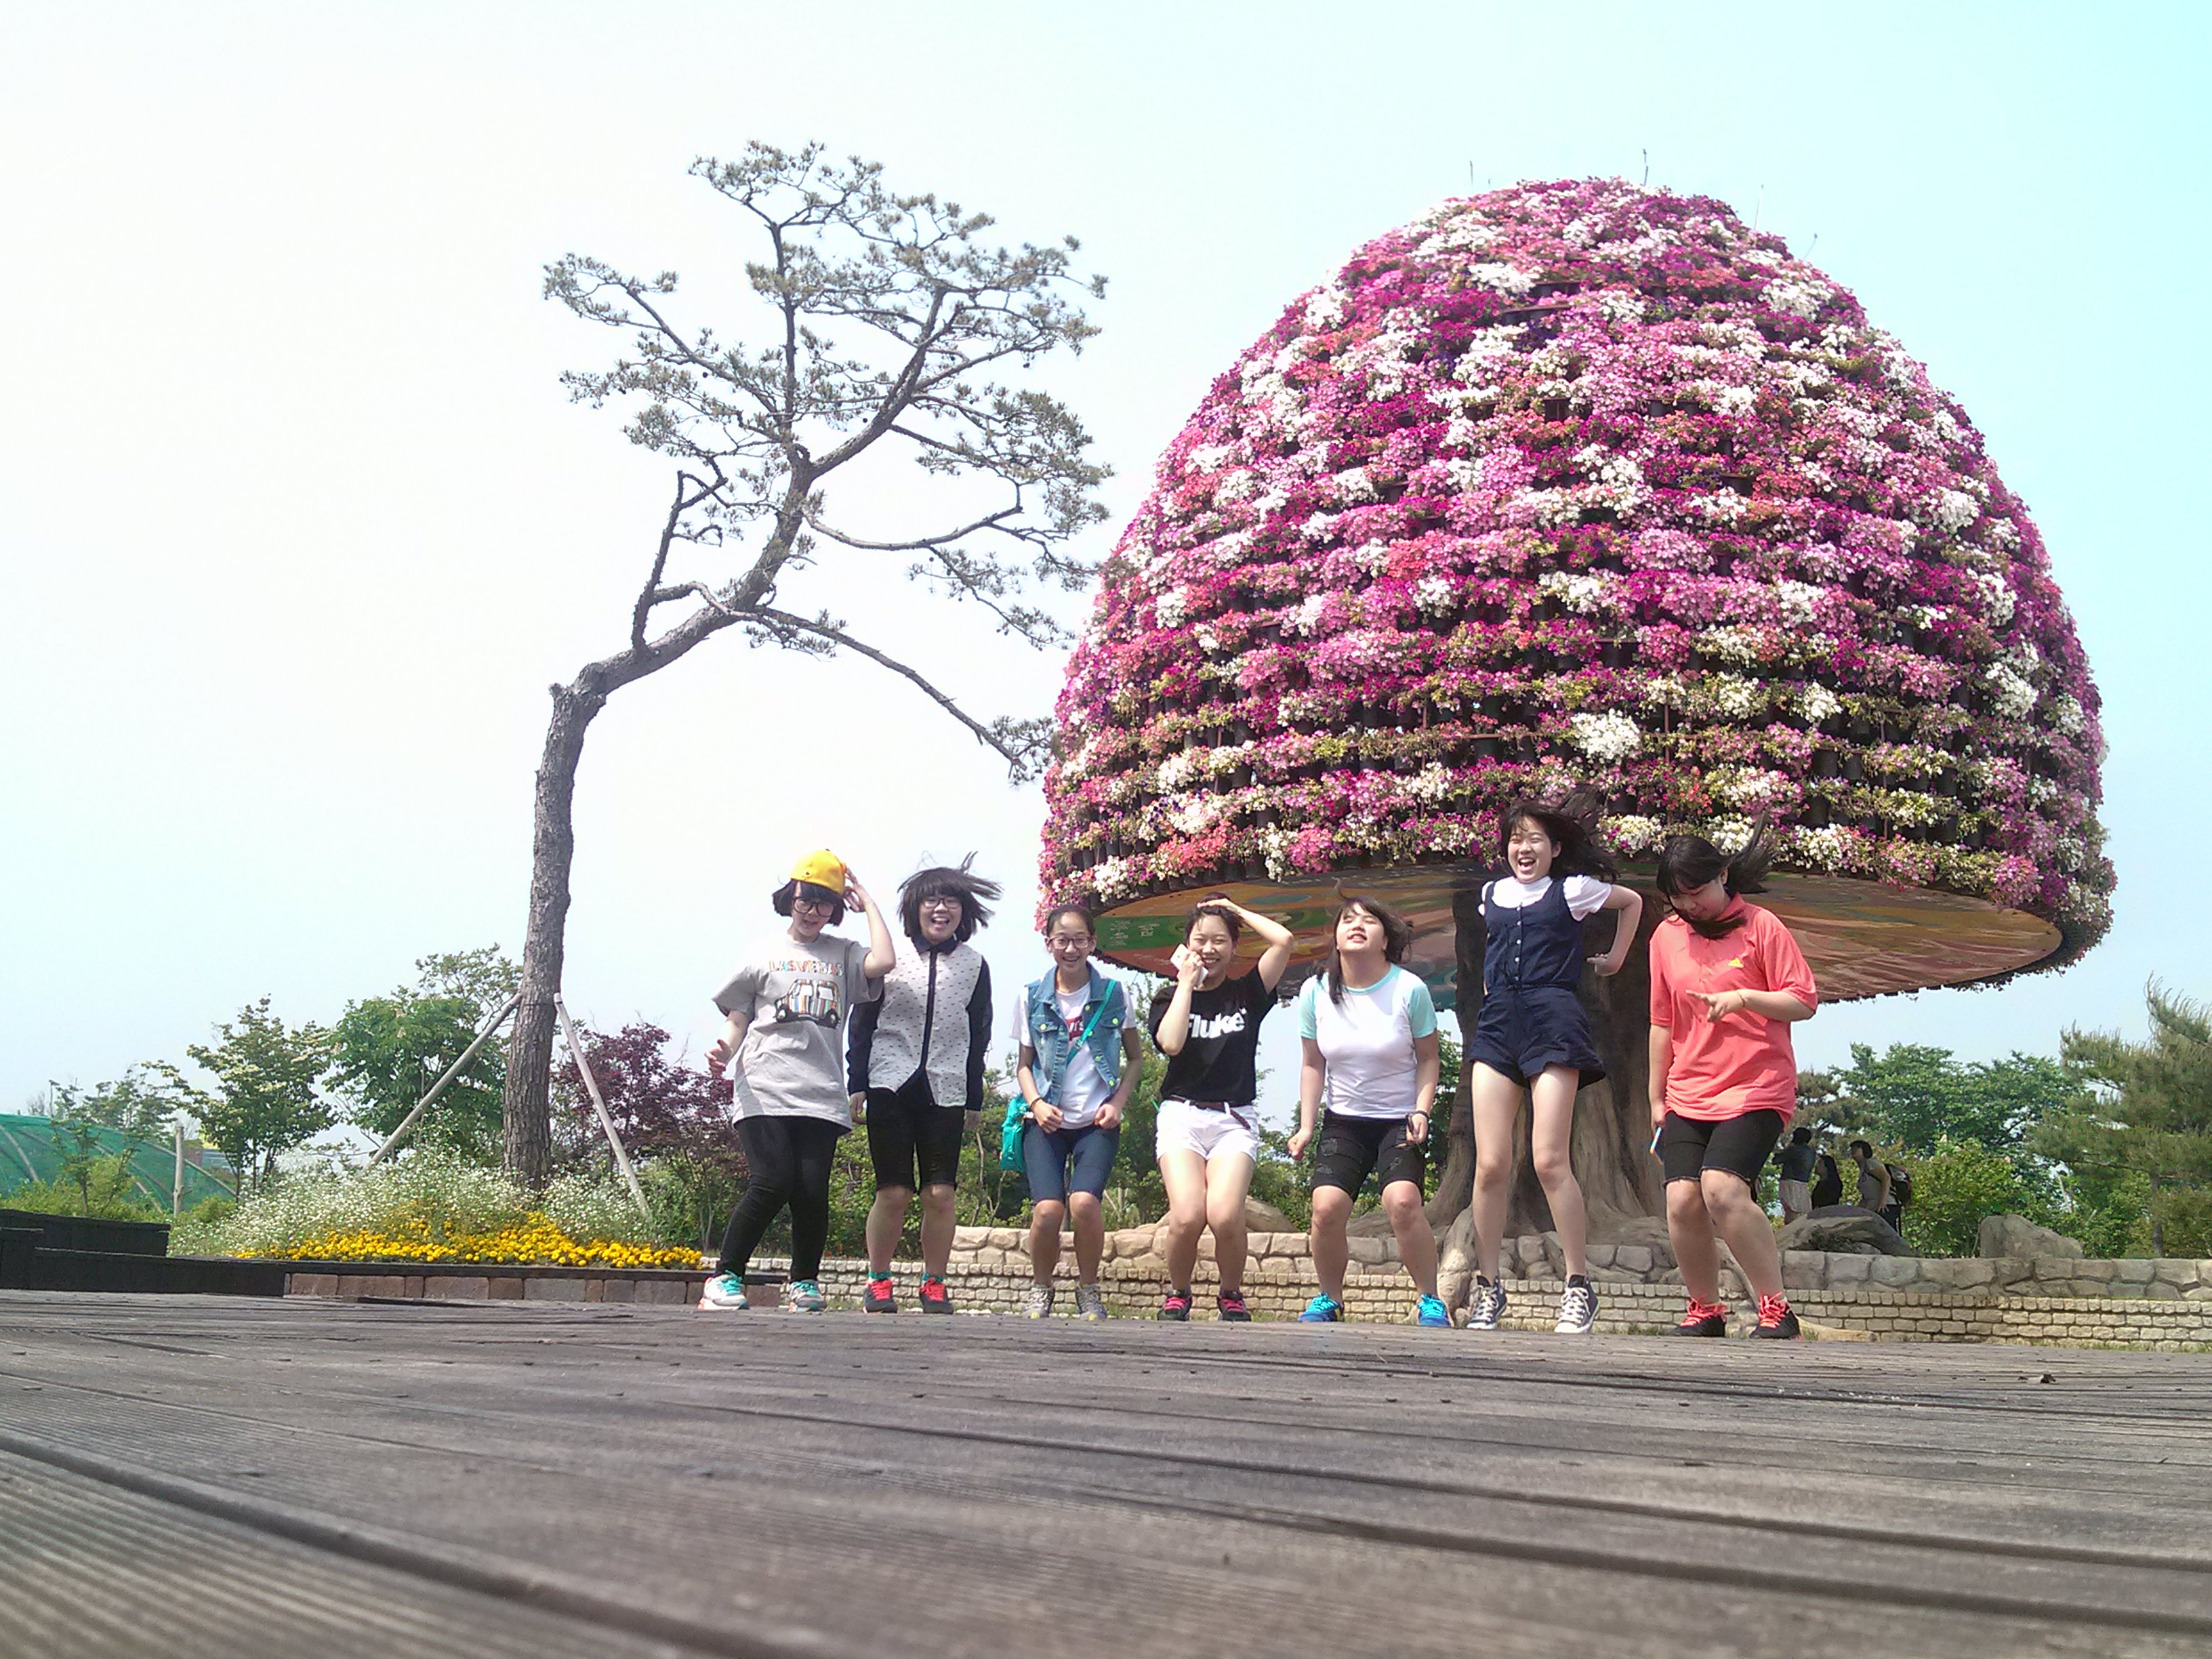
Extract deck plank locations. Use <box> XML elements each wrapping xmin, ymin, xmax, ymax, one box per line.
<box><xmin>4</xmin><ymin>1292</ymin><xmax>2211</xmax><ymax>1657</ymax></box>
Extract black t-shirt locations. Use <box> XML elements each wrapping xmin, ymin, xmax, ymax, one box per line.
<box><xmin>1778</xmin><ymin>1143</ymin><xmax>1816</xmax><ymax>1183</ymax></box>
<box><xmin>1150</xmin><ymin>968</ymin><xmax>1273</xmax><ymax>1106</ymax></box>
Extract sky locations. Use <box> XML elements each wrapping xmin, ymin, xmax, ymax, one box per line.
<box><xmin>3</xmin><ymin>2</ymin><xmax>2208</xmax><ymax>1129</ymax></box>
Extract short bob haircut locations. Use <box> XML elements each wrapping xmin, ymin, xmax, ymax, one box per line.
<box><xmin>898</xmin><ymin>855</ymin><xmax>1002</xmax><ymax>947</ymax></box>
<box><xmin>1322</xmin><ymin>893</ymin><xmax>1413</xmax><ymax>1006</ymax></box>
<box><xmin>772</xmin><ymin>880</ymin><xmax>845</xmax><ymax>925</ymax></box>
<box><xmin>1498</xmin><ymin>789</ymin><xmax>1618</xmax><ymax>882</ymax></box>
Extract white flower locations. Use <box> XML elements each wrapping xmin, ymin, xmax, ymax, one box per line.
<box><xmin>1692</xmin><ymin>491</ymin><xmax>1748</xmax><ymax>525</ymax></box>
<box><xmin>1351</xmin><ymin>539</ymin><xmax>1395</xmax><ymax>577</ymax></box>
<box><xmin>1795</xmin><ymin>825</ymin><xmax>1853</xmax><ymax>871</ymax></box>
<box><xmin>1776</xmin><ymin>581</ymin><xmax>1823</xmax><ymax>627</ymax></box>
<box><xmin>1709</xmin><ymin>674</ymin><xmax>1763</xmax><ymax>719</ymax></box>
<box><xmin>1302</xmin><ymin>287</ymin><xmax>1349</xmax><ymax>332</ymax></box>
<box><xmin>1595</xmin><ymin>288</ymin><xmax>1645</xmax><ymax>324</ymax></box>
<box><xmin>1708</xmin><ymin>766</ymin><xmax>1790</xmax><ymax>808</ymax></box>
<box><xmin>1605</xmin><ymin>814</ymin><xmax>1664</xmax><ymax>852</ymax></box>
<box><xmin>1415</xmin><ymin>576</ymin><xmax>1456</xmax><ymax>616</ymax></box>
<box><xmin>1408</xmin><ymin>763</ymin><xmax>1456</xmax><ymax>806</ymax></box>
<box><xmin>1446</xmin><ymin>455</ymin><xmax>1486</xmax><ymax>493</ymax></box>
<box><xmin>1700</xmin><ymin>628</ymin><xmax>1767</xmax><ymax>668</ymax></box>
<box><xmin>1798</xmin><ymin>682</ymin><xmax>1842</xmax><ymax>725</ymax></box>
<box><xmin>1466</xmin><ymin>261</ymin><xmax>1537</xmax><ymax>295</ymax></box>
<box><xmin>1333</xmin><ymin>466</ymin><xmax>1379</xmax><ymax>504</ymax></box>
<box><xmin>1570</xmin><ymin>710</ymin><xmax>1643</xmax><ymax>763</ymax></box>
<box><xmin>1987</xmin><ymin>518</ymin><xmax>2022</xmax><ymax>552</ymax></box>
<box><xmin>1927</xmin><ymin>488</ymin><xmax>1981</xmax><ymax>535</ymax></box>
<box><xmin>1762</xmin><ymin>277</ymin><xmax>1831</xmax><ymax>320</ymax></box>
<box><xmin>1986</xmin><ymin>663</ymin><xmax>2036</xmax><ymax>719</ymax></box>
<box><xmin>1193</xmin><ymin>623</ymin><xmax>1223</xmax><ymax>655</ymax></box>
<box><xmin>1969</xmin><ymin>569</ymin><xmax>2016</xmax><ymax>627</ymax></box>
<box><xmin>1300</xmin><ymin>510</ymin><xmax>1340</xmax><ymax>544</ymax></box>
<box><xmin>2053</xmin><ymin>695</ymin><xmax>2087</xmax><ymax>737</ymax></box>
<box><xmin>1156</xmin><ymin>749</ymin><xmax>1206</xmax><ymax>790</ymax></box>
<box><xmin>1539</xmin><ymin>570</ymin><xmax>1614</xmax><ymax>615</ymax></box>
<box><xmin>1189</xmin><ymin>443</ymin><xmax>1238</xmax><ymax>472</ymax></box>
<box><xmin>1154</xmin><ymin>588</ymin><xmax>1188</xmax><ymax>628</ymax></box>
<box><xmin>1168</xmin><ymin>794</ymin><xmax>1223</xmax><ymax>835</ymax></box>
<box><xmin>1292</xmin><ymin>593</ymin><xmax>1332</xmax><ymax>635</ymax></box>
<box><xmin>1211</xmin><ymin>469</ymin><xmax>1256</xmax><ymax>506</ymax></box>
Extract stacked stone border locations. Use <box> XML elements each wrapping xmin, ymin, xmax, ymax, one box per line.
<box><xmin>272</xmin><ymin>1237</ymin><xmax>2212</xmax><ymax>1350</ymax></box>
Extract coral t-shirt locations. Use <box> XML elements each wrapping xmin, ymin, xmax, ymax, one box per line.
<box><xmin>1648</xmin><ymin>902</ymin><xmax>1818</xmax><ymax>1120</ymax></box>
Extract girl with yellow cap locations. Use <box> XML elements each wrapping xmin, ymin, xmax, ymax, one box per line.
<box><xmin>699</xmin><ymin>851</ymin><xmax>895</xmax><ymax>1312</ymax></box>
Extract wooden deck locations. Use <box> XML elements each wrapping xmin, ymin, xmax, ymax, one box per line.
<box><xmin>5</xmin><ymin>1291</ymin><xmax>2211</xmax><ymax>1657</ymax></box>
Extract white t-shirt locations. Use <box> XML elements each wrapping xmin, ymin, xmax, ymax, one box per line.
<box><xmin>1052</xmin><ymin>983</ymin><xmax>1110</xmax><ymax>1129</ymax></box>
<box><xmin>1486</xmin><ymin>874</ymin><xmax>1614</xmax><ymax>919</ymax></box>
<box><xmin>1296</xmin><ymin>964</ymin><xmax>1440</xmax><ymax>1120</ymax></box>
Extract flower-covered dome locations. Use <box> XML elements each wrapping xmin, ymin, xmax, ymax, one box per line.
<box><xmin>1043</xmin><ymin>180</ymin><xmax>2110</xmax><ymax>999</ymax></box>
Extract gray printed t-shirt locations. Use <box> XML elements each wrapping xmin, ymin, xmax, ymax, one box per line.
<box><xmin>714</xmin><ymin>933</ymin><xmax>880</xmax><ymax>1128</ymax></box>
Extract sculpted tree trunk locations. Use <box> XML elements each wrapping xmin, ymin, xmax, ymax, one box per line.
<box><xmin>495</xmin><ymin>144</ymin><xmax>1109</xmax><ymax>1183</ymax></box>
<box><xmin>1429</xmin><ymin>882</ymin><xmax>1664</xmax><ymax>1236</ymax></box>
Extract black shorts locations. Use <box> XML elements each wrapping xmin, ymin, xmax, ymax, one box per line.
<box><xmin>866</xmin><ymin>1073</ymin><xmax>965</xmax><ymax>1192</ymax></box>
<box><xmin>1659</xmin><ymin>1109</ymin><xmax>1788</xmax><ymax>1189</ymax></box>
<box><xmin>1469</xmin><ymin>985</ymin><xmax>1605</xmax><ymax>1087</ymax></box>
<box><xmin>1312</xmin><ymin>1112</ymin><xmax>1427</xmax><ymax>1197</ymax></box>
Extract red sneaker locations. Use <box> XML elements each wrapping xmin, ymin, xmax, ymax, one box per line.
<box><xmin>919</xmin><ymin>1275</ymin><xmax>954</xmax><ymax>1315</ymax></box>
<box><xmin>1157</xmin><ymin>1289</ymin><xmax>1192</xmax><ymax>1322</ymax></box>
<box><xmin>1675</xmin><ymin>1297</ymin><xmax>1729</xmax><ymax>1337</ymax></box>
<box><xmin>1753</xmin><ymin>1294</ymin><xmax>1801</xmax><ymax>1340</ymax></box>
<box><xmin>1216</xmin><ymin>1291</ymin><xmax>1251</xmax><ymax>1322</ymax></box>
<box><xmin>862</xmin><ymin>1275</ymin><xmax>896</xmax><ymax>1313</ymax></box>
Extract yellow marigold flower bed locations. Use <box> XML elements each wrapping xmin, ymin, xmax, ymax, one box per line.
<box><xmin>268</xmin><ymin>1214</ymin><xmax>696</xmax><ymax>1270</ymax></box>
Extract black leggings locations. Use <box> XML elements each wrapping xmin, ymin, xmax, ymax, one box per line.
<box><xmin>717</xmin><ymin>1115</ymin><xmax>844</xmax><ymax>1281</ymax></box>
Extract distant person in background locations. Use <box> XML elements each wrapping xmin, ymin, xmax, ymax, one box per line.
<box><xmin>1810</xmin><ymin>1150</ymin><xmax>1845</xmax><ymax>1210</ymax></box>
<box><xmin>1883</xmin><ymin>1161</ymin><xmax>1912</xmax><ymax>1237</ymax></box>
<box><xmin>1849</xmin><ymin>1140</ymin><xmax>1891</xmax><ymax>1214</ymax></box>
<box><xmin>1776</xmin><ymin>1126</ymin><xmax>1816</xmax><ymax>1223</ymax></box>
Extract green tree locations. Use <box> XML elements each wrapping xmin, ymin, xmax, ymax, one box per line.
<box><xmin>2039</xmin><ymin>984</ymin><xmax>2212</xmax><ymax>1258</ymax></box>
<box><xmin>1826</xmin><ymin>1043</ymin><xmax>2068</xmax><ymax>1151</ymax></box>
<box><xmin>1900</xmin><ymin>1136</ymin><xmax>2051</xmax><ymax>1256</ymax></box>
<box><xmin>173</xmin><ymin>998</ymin><xmax>335</xmax><ymax>1191</ymax></box>
<box><xmin>501</xmin><ymin>142</ymin><xmax>1111</xmax><ymax>1182</ymax></box>
<box><xmin>331</xmin><ymin>948</ymin><xmax>519</xmax><ymax>1162</ymax></box>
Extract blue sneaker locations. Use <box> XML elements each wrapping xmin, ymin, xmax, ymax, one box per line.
<box><xmin>1416</xmin><ymin>1294</ymin><xmax>1452</xmax><ymax>1328</ymax></box>
<box><xmin>698</xmin><ymin>1271</ymin><xmax>747</xmax><ymax>1311</ymax></box>
<box><xmin>1298</xmin><ymin>1293</ymin><xmax>1344</xmax><ymax>1323</ymax></box>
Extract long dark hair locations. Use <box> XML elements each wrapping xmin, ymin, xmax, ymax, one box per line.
<box><xmin>1654</xmin><ymin>817</ymin><xmax>1776</xmax><ymax>939</ymax></box>
<box><xmin>897</xmin><ymin>855</ymin><xmax>1000</xmax><ymax>947</ymax></box>
<box><xmin>1498</xmin><ymin>789</ymin><xmax>1618</xmax><ymax>882</ymax></box>
<box><xmin>1323</xmin><ymin>893</ymin><xmax>1413</xmax><ymax>1006</ymax></box>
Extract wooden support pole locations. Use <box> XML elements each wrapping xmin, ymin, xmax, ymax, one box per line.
<box><xmin>554</xmin><ymin>996</ymin><xmax>653</xmax><ymax>1226</ymax></box>
<box><xmin>368</xmin><ymin>994</ymin><xmax>523</xmax><ymax>1167</ymax></box>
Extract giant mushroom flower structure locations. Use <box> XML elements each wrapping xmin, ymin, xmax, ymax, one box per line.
<box><xmin>1041</xmin><ymin>180</ymin><xmax>2110</xmax><ymax>1227</ymax></box>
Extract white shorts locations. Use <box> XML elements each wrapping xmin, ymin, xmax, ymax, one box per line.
<box><xmin>1155</xmin><ymin>1099</ymin><xmax>1261</xmax><ymax>1165</ymax></box>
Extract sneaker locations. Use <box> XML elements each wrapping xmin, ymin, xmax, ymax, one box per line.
<box><xmin>699</xmin><ymin>1271</ymin><xmax>748</xmax><ymax>1311</ymax></box>
<box><xmin>1157</xmin><ymin>1289</ymin><xmax>1192</xmax><ymax>1322</ymax></box>
<box><xmin>1555</xmin><ymin>1275</ymin><xmax>1598</xmax><ymax>1336</ymax></box>
<box><xmin>1297</xmin><ymin>1293</ymin><xmax>1343</xmax><ymax>1324</ymax></box>
<box><xmin>1216</xmin><ymin>1291</ymin><xmax>1252</xmax><ymax>1323</ymax></box>
<box><xmin>1675</xmin><ymin>1297</ymin><xmax>1730</xmax><ymax>1337</ymax></box>
<box><xmin>1416</xmin><ymin>1294</ymin><xmax>1452</xmax><ymax>1328</ymax></box>
<box><xmin>1073</xmin><ymin>1284</ymin><xmax>1107</xmax><ymax>1322</ymax></box>
<box><xmin>1467</xmin><ymin>1276</ymin><xmax>1506</xmax><ymax>1332</ymax></box>
<box><xmin>920</xmin><ymin>1276</ymin><xmax>954</xmax><ymax>1315</ymax></box>
<box><xmin>1022</xmin><ymin>1284</ymin><xmax>1054</xmax><ymax>1319</ymax></box>
<box><xmin>862</xmin><ymin>1275</ymin><xmax>897</xmax><ymax>1314</ymax></box>
<box><xmin>786</xmin><ymin>1279</ymin><xmax>827</xmax><ymax>1313</ymax></box>
<box><xmin>1753</xmin><ymin>1293</ymin><xmax>1802</xmax><ymax>1340</ymax></box>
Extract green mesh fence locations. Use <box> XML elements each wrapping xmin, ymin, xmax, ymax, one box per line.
<box><xmin>0</xmin><ymin>1113</ymin><xmax>236</xmax><ymax>1212</ymax></box>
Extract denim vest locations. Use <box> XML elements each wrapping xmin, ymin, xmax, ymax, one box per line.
<box><xmin>1022</xmin><ymin>967</ymin><xmax>1128</xmax><ymax>1101</ymax></box>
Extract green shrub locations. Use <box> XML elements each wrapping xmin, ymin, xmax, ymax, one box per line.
<box><xmin>3</xmin><ymin>1166</ymin><xmax>166</xmax><ymax>1223</ymax></box>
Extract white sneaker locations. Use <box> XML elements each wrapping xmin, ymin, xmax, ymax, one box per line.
<box><xmin>1467</xmin><ymin>1277</ymin><xmax>1506</xmax><ymax>1332</ymax></box>
<box><xmin>1023</xmin><ymin>1284</ymin><xmax>1054</xmax><ymax>1319</ymax></box>
<box><xmin>699</xmin><ymin>1271</ymin><xmax>748</xmax><ymax>1311</ymax></box>
<box><xmin>786</xmin><ymin>1279</ymin><xmax>827</xmax><ymax>1313</ymax></box>
<box><xmin>1073</xmin><ymin>1284</ymin><xmax>1107</xmax><ymax>1322</ymax></box>
<box><xmin>1555</xmin><ymin>1276</ymin><xmax>1597</xmax><ymax>1336</ymax></box>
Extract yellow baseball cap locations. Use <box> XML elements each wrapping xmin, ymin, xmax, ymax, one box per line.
<box><xmin>789</xmin><ymin>850</ymin><xmax>848</xmax><ymax>890</ymax></box>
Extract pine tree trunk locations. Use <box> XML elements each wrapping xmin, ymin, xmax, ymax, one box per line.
<box><xmin>503</xmin><ymin>680</ymin><xmax>606</xmax><ymax>1185</ymax></box>
<box><xmin>1429</xmin><ymin>884</ymin><xmax>1664</xmax><ymax>1233</ymax></box>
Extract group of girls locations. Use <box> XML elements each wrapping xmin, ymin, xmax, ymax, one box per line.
<box><xmin>701</xmin><ymin>794</ymin><xmax>1820</xmax><ymax>1340</ymax></box>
